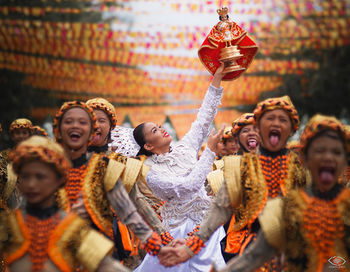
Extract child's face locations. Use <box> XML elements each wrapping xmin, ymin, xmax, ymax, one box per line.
<box><xmin>59</xmin><ymin>108</ymin><xmax>92</xmax><ymax>152</ymax></box>
<box><xmin>12</xmin><ymin>128</ymin><xmax>31</xmax><ymax>144</ymax></box>
<box><xmin>18</xmin><ymin>160</ymin><xmax>64</xmax><ymax>208</ymax></box>
<box><xmin>304</xmin><ymin>131</ymin><xmax>347</xmax><ymax>193</ymax></box>
<box><xmin>238</xmin><ymin>124</ymin><xmax>260</xmax><ymax>153</ymax></box>
<box><xmin>224</xmin><ymin>137</ymin><xmax>238</xmax><ymax>155</ymax></box>
<box><xmin>258</xmin><ymin>109</ymin><xmax>293</xmax><ymax>152</ymax></box>
<box><xmin>92</xmin><ymin>109</ymin><xmax>111</xmax><ymax>147</ymax></box>
<box><xmin>217</xmin><ymin>139</ymin><xmax>228</xmax><ymax>157</ymax></box>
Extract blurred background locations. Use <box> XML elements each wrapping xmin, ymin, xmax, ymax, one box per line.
<box><xmin>0</xmin><ymin>0</ymin><xmax>349</xmax><ymax>147</ymax></box>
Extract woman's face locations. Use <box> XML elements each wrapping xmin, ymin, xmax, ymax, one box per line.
<box><xmin>238</xmin><ymin>124</ymin><xmax>260</xmax><ymax>153</ymax></box>
<box><xmin>59</xmin><ymin>107</ymin><xmax>92</xmax><ymax>151</ymax></box>
<box><xmin>143</xmin><ymin>122</ymin><xmax>172</xmax><ymax>154</ymax></box>
<box><xmin>224</xmin><ymin>137</ymin><xmax>238</xmax><ymax>155</ymax></box>
<box><xmin>92</xmin><ymin>109</ymin><xmax>111</xmax><ymax>146</ymax></box>
<box><xmin>12</xmin><ymin>128</ymin><xmax>31</xmax><ymax>144</ymax></box>
<box><xmin>258</xmin><ymin>109</ymin><xmax>293</xmax><ymax>152</ymax></box>
<box><xmin>304</xmin><ymin>131</ymin><xmax>347</xmax><ymax>193</ymax></box>
<box><xmin>18</xmin><ymin>160</ymin><xmax>64</xmax><ymax>208</ymax></box>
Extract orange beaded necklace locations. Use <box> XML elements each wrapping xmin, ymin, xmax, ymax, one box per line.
<box><xmin>65</xmin><ymin>164</ymin><xmax>87</xmax><ymax>204</ymax></box>
<box><xmin>259</xmin><ymin>154</ymin><xmax>288</xmax><ymax>198</ymax></box>
<box><xmin>302</xmin><ymin>190</ymin><xmax>345</xmax><ymax>271</ymax></box>
<box><xmin>26</xmin><ymin>213</ymin><xmax>60</xmax><ymax>271</ymax></box>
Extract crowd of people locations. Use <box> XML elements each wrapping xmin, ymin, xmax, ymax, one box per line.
<box><xmin>0</xmin><ymin>63</ymin><xmax>349</xmax><ymax>272</ymax></box>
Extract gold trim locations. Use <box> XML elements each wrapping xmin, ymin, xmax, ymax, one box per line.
<box><xmin>213</xmin><ymin>159</ymin><xmax>224</xmax><ymax>171</ymax></box>
<box><xmin>223</xmin><ymin>155</ymin><xmax>242</xmax><ymax>207</ymax></box>
<box><xmin>121</xmin><ymin>158</ymin><xmax>143</xmax><ymax>194</ymax></box>
<box><xmin>103</xmin><ymin>159</ymin><xmax>125</xmax><ymax>192</ymax></box>
<box><xmin>82</xmin><ymin>154</ymin><xmax>112</xmax><ymax>236</ymax></box>
<box><xmin>77</xmin><ymin>229</ymin><xmax>114</xmax><ymax>272</ymax></box>
<box><xmin>140</xmin><ymin>164</ymin><xmax>150</xmax><ymax>185</ymax></box>
<box><xmin>206</xmin><ymin>170</ymin><xmax>224</xmax><ymax>196</ymax></box>
<box><xmin>4</xmin><ymin>164</ymin><xmax>17</xmax><ymax>201</ymax></box>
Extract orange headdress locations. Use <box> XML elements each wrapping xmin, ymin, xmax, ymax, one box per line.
<box><xmin>86</xmin><ymin>97</ymin><xmax>117</xmax><ymax>129</ymax></box>
<box><xmin>9</xmin><ymin>118</ymin><xmax>32</xmax><ymax>135</ymax></box>
<box><xmin>253</xmin><ymin>96</ymin><xmax>299</xmax><ymax>132</ymax></box>
<box><xmin>53</xmin><ymin>101</ymin><xmax>97</xmax><ymax>143</ymax></box>
<box><xmin>31</xmin><ymin>125</ymin><xmax>48</xmax><ymax>137</ymax></box>
<box><xmin>10</xmin><ymin>136</ymin><xmax>71</xmax><ymax>178</ymax></box>
<box><xmin>222</xmin><ymin>126</ymin><xmax>234</xmax><ymax>139</ymax></box>
<box><xmin>300</xmin><ymin>114</ymin><xmax>350</xmax><ymax>155</ymax></box>
<box><xmin>232</xmin><ymin>113</ymin><xmax>255</xmax><ymax>136</ymax></box>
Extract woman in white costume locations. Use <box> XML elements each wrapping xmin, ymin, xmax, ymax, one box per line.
<box><xmin>132</xmin><ymin>65</ymin><xmax>227</xmax><ymax>272</ymax></box>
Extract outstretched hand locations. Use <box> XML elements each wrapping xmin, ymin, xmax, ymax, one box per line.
<box><xmin>207</xmin><ymin>126</ymin><xmax>225</xmax><ymax>154</ymax></box>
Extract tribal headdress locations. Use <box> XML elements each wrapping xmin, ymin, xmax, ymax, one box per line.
<box><xmin>31</xmin><ymin>125</ymin><xmax>48</xmax><ymax>137</ymax></box>
<box><xmin>222</xmin><ymin>126</ymin><xmax>234</xmax><ymax>139</ymax></box>
<box><xmin>9</xmin><ymin>118</ymin><xmax>32</xmax><ymax>135</ymax></box>
<box><xmin>300</xmin><ymin>114</ymin><xmax>350</xmax><ymax>155</ymax></box>
<box><xmin>86</xmin><ymin>97</ymin><xmax>117</xmax><ymax>129</ymax></box>
<box><xmin>253</xmin><ymin>96</ymin><xmax>300</xmax><ymax>132</ymax></box>
<box><xmin>10</xmin><ymin>135</ymin><xmax>71</xmax><ymax>178</ymax></box>
<box><xmin>53</xmin><ymin>101</ymin><xmax>97</xmax><ymax>144</ymax></box>
<box><xmin>232</xmin><ymin>113</ymin><xmax>255</xmax><ymax>136</ymax></box>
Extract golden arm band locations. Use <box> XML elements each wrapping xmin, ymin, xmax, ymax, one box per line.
<box><xmin>223</xmin><ymin>156</ymin><xmax>242</xmax><ymax>207</ymax></box>
<box><xmin>77</xmin><ymin>229</ymin><xmax>114</xmax><ymax>272</ymax></box>
<box><xmin>121</xmin><ymin>158</ymin><xmax>143</xmax><ymax>193</ymax></box>
<box><xmin>206</xmin><ymin>169</ymin><xmax>224</xmax><ymax>196</ymax></box>
<box><xmin>258</xmin><ymin>197</ymin><xmax>284</xmax><ymax>251</ymax></box>
<box><xmin>103</xmin><ymin>160</ymin><xmax>125</xmax><ymax>192</ymax></box>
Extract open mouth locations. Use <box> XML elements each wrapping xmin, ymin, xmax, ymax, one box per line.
<box><xmin>247</xmin><ymin>138</ymin><xmax>258</xmax><ymax>150</ymax></box>
<box><xmin>163</xmin><ymin>131</ymin><xmax>169</xmax><ymax>137</ymax></box>
<box><xmin>69</xmin><ymin>131</ymin><xmax>82</xmax><ymax>141</ymax></box>
<box><xmin>92</xmin><ymin>132</ymin><xmax>102</xmax><ymax>142</ymax></box>
<box><xmin>269</xmin><ymin>130</ymin><xmax>281</xmax><ymax>147</ymax></box>
<box><xmin>318</xmin><ymin>166</ymin><xmax>335</xmax><ymax>184</ymax></box>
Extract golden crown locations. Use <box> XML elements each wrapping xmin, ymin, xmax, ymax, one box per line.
<box><xmin>217</xmin><ymin>7</ymin><xmax>229</xmax><ymax>17</ymax></box>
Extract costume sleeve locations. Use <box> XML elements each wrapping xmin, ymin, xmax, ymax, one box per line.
<box><xmin>182</xmin><ymin>84</ymin><xmax>223</xmax><ymax>153</ymax></box>
<box><xmin>258</xmin><ymin>197</ymin><xmax>284</xmax><ymax>251</ymax></box>
<box><xmin>218</xmin><ymin>232</ymin><xmax>277</xmax><ymax>272</ymax></box>
<box><xmin>185</xmin><ymin>180</ymin><xmax>234</xmax><ymax>254</ymax></box>
<box><xmin>129</xmin><ymin>183</ymin><xmax>165</xmax><ymax>235</ymax></box>
<box><xmin>107</xmin><ymin>181</ymin><xmax>162</xmax><ymax>256</ymax></box>
<box><xmin>96</xmin><ymin>256</ymin><xmax>131</xmax><ymax>272</ymax></box>
<box><xmin>147</xmin><ymin>147</ymin><xmax>216</xmax><ymax>200</ymax></box>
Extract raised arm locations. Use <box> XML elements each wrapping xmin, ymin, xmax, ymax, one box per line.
<box><xmin>182</xmin><ymin>64</ymin><xmax>226</xmax><ymax>152</ymax></box>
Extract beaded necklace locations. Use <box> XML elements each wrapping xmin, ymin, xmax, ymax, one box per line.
<box><xmin>25</xmin><ymin>213</ymin><xmax>60</xmax><ymax>271</ymax></box>
<box><xmin>259</xmin><ymin>153</ymin><xmax>288</xmax><ymax>198</ymax></box>
<box><xmin>65</xmin><ymin>164</ymin><xmax>87</xmax><ymax>204</ymax></box>
<box><xmin>302</xmin><ymin>190</ymin><xmax>345</xmax><ymax>270</ymax></box>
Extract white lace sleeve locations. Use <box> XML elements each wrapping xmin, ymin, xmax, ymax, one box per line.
<box><xmin>182</xmin><ymin>84</ymin><xmax>223</xmax><ymax>153</ymax></box>
<box><xmin>109</xmin><ymin>126</ymin><xmax>140</xmax><ymax>157</ymax></box>
<box><xmin>147</xmin><ymin>147</ymin><xmax>216</xmax><ymax>200</ymax></box>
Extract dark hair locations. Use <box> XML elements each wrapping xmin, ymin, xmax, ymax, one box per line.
<box><xmin>133</xmin><ymin>123</ymin><xmax>153</xmax><ymax>156</ymax></box>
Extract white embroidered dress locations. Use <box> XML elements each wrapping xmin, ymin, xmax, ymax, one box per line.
<box><xmin>134</xmin><ymin>85</ymin><xmax>226</xmax><ymax>272</ymax></box>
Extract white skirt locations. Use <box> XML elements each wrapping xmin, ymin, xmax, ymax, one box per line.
<box><xmin>133</xmin><ymin>218</ymin><xmax>226</xmax><ymax>272</ymax></box>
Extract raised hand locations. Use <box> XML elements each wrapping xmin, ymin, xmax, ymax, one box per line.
<box><xmin>207</xmin><ymin>126</ymin><xmax>225</xmax><ymax>154</ymax></box>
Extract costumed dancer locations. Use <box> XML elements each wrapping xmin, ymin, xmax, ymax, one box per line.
<box><xmin>222</xmin><ymin>126</ymin><xmax>239</xmax><ymax>156</ymax></box>
<box><xmin>161</xmin><ymin>96</ymin><xmax>308</xmax><ymax>272</ymax></box>
<box><xmin>133</xmin><ymin>65</ymin><xmax>227</xmax><ymax>272</ymax></box>
<box><xmin>215</xmin><ymin>114</ymin><xmax>350</xmax><ymax>272</ymax></box>
<box><xmin>53</xmin><ymin>101</ymin><xmax>175</xmax><ymax>262</ymax></box>
<box><xmin>0</xmin><ymin>118</ymin><xmax>33</xmax><ymax>211</ymax></box>
<box><xmin>1</xmin><ymin>135</ymin><xmax>131</xmax><ymax>272</ymax></box>
<box><xmin>85</xmin><ymin>98</ymin><xmax>168</xmax><ymax>267</ymax></box>
<box><xmin>31</xmin><ymin>125</ymin><xmax>48</xmax><ymax>137</ymax></box>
